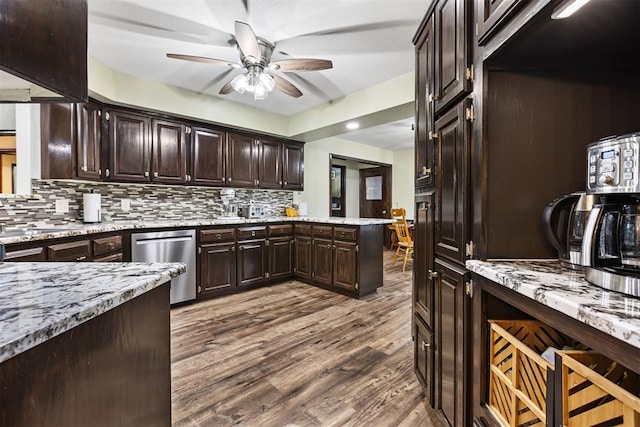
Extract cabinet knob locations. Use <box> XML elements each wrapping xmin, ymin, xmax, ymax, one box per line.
<box><xmin>153</xmin><ymin>172</ymin><xmax>158</xmax><ymax>178</ymax></box>
<box><xmin>144</xmin><ymin>171</ymin><xmax>150</xmax><ymax>177</ymax></box>
<box><xmin>228</xmin><ymin>178</ymin><xmax>232</xmax><ymax>182</ymax></box>
<box><xmin>428</xmin><ymin>270</ymin><xmax>439</xmax><ymax>279</ymax></box>
<box><xmin>422</xmin><ymin>166</ymin><xmax>432</xmax><ymax>176</ymax></box>
<box><xmin>429</xmin><ymin>131</ymin><xmax>439</xmax><ymax>140</ymax></box>
<box><xmin>108</xmin><ymin>243</ymin><xmax>114</xmax><ymax>250</ymax></box>
<box><xmin>429</xmin><ymin>93</ymin><xmax>439</xmax><ymax>102</ymax></box>
<box><xmin>105</xmin><ymin>169</ymin><xmax>110</xmax><ymax>178</ymax></box>
<box><xmin>231</xmin><ymin>246</ymin><xmax>236</xmax><ymax>252</ymax></box>
<box><xmin>251</xmin><ymin>231</ymin><xmax>256</xmax><ymax>237</ymax></box>
<box><xmin>216</xmin><ymin>233</ymin><xmax>221</xmax><ymax>240</ymax></box>
<box><xmin>279</xmin><ymin>181</ymin><xmax>282</xmax><ymax>185</ymax></box>
<box><xmin>284</xmin><ymin>181</ymin><xmax>288</xmax><ymax>185</ymax></box>
<box><xmin>81</xmin><ymin>166</ymin><xmax>87</xmax><ymax>172</ymax></box>
<box><xmin>422</xmin><ymin>341</ymin><xmax>431</xmax><ymax>348</ymax></box>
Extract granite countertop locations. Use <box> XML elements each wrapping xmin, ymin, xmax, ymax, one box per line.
<box><xmin>466</xmin><ymin>259</ymin><xmax>640</xmax><ymax>350</ymax></box>
<box><xmin>0</xmin><ymin>262</ymin><xmax>185</xmax><ymax>363</ymax></box>
<box><xmin>0</xmin><ymin>217</ymin><xmax>393</xmax><ymax>244</ymax></box>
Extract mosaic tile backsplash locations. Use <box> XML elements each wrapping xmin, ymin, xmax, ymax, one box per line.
<box><xmin>0</xmin><ymin>180</ymin><xmax>293</xmax><ymax>227</ymax></box>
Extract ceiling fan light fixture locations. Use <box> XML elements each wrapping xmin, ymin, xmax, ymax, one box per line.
<box><xmin>231</xmin><ymin>73</ymin><xmax>249</xmax><ymax>94</ymax></box>
<box><xmin>259</xmin><ymin>73</ymin><xmax>276</xmax><ymax>92</ymax></box>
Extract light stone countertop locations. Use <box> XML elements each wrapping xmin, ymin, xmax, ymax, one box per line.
<box><xmin>466</xmin><ymin>259</ymin><xmax>640</xmax><ymax>350</ymax></box>
<box><xmin>0</xmin><ymin>262</ymin><xmax>185</xmax><ymax>363</ymax></box>
<box><xmin>0</xmin><ymin>217</ymin><xmax>393</xmax><ymax>245</ymax></box>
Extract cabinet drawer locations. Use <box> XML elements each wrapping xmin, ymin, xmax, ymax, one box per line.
<box><xmin>333</xmin><ymin>227</ymin><xmax>357</xmax><ymax>241</ymax></box>
<box><xmin>4</xmin><ymin>246</ymin><xmax>46</xmax><ymax>262</ymax></box>
<box><xmin>237</xmin><ymin>226</ymin><xmax>266</xmax><ymax>240</ymax></box>
<box><xmin>268</xmin><ymin>224</ymin><xmax>293</xmax><ymax>237</ymax></box>
<box><xmin>93</xmin><ymin>252</ymin><xmax>123</xmax><ymax>262</ymax></box>
<box><xmin>200</xmin><ymin>228</ymin><xmax>236</xmax><ymax>243</ymax></box>
<box><xmin>312</xmin><ymin>225</ymin><xmax>333</xmax><ymax>239</ymax></box>
<box><xmin>92</xmin><ymin>235</ymin><xmax>123</xmax><ymax>256</ymax></box>
<box><xmin>47</xmin><ymin>240</ymin><xmax>90</xmax><ymax>262</ymax></box>
<box><xmin>294</xmin><ymin>224</ymin><xmax>312</xmax><ymax>236</ymax></box>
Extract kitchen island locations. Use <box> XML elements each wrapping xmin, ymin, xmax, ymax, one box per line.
<box><xmin>0</xmin><ymin>262</ymin><xmax>185</xmax><ymax>426</ymax></box>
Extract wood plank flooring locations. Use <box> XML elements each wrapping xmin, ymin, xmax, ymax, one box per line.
<box><xmin>170</xmin><ymin>250</ymin><xmax>446</xmax><ymax>426</ymax></box>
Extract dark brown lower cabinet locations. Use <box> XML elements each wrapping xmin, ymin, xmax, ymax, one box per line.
<box><xmin>332</xmin><ymin>240</ymin><xmax>358</xmax><ymax>292</ymax></box>
<box><xmin>312</xmin><ymin>237</ymin><xmax>333</xmax><ymax>286</ymax></box>
<box><xmin>294</xmin><ymin>236</ymin><xmax>312</xmax><ymax>280</ymax></box>
<box><xmin>237</xmin><ymin>239</ymin><xmax>267</xmax><ymax>287</ymax></box>
<box><xmin>199</xmin><ymin>242</ymin><xmax>237</xmax><ymax>296</ymax></box>
<box><xmin>414</xmin><ymin>314</ymin><xmax>434</xmax><ymax>406</ymax></box>
<box><xmin>434</xmin><ymin>258</ymin><xmax>469</xmax><ymax>427</ymax></box>
<box><xmin>268</xmin><ymin>236</ymin><xmax>293</xmax><ymax>281</ymax></box>
<box><xmin>3</xmin><ymin>247</ymin><xmax>46</xmax><ymax>261</ymax></box>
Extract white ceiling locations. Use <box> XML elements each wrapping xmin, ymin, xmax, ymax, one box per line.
<box><xmin>88</xmin><ymin>0</ymin><xmax>425</xmax><ymax>150</ymax></box>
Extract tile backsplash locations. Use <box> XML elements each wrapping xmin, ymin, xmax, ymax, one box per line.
<box><xmin>0</xmin><ymin>180</ymin><xmax>293</xmax><ymax>227</ymax></box>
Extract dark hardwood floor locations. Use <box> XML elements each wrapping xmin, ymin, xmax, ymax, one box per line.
<box><xmin>170</xmin><ymin>250</ymin><xmax>443</xmax><ymax>426</ymax></box>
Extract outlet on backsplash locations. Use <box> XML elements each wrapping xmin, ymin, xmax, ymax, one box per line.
<box><xmin>55</xmin><ymin>199</ymin><xmax>69</xmax><ymax>214</ymax></box>
<box><xmin>121</xmin><ymin>199</ymin><xmax>131</xmax><ymax>211</ymax></box>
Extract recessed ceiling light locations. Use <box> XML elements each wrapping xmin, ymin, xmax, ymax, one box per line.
<box><xmin>346</xmin><ymin>122</ymin><xmax>359</xmax><ymax>130</ymax></box>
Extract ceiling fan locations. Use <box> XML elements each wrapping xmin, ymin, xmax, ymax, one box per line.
<box><xmin>166</xmin><ymin>21</ymin><xmax>333</xmax><ymax>100</ymax></box>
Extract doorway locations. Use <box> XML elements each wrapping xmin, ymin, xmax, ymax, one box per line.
<box><xmin>329</xmin><ymin>154</ymin><xmax>392</xmax><ymax>218</ymax></box>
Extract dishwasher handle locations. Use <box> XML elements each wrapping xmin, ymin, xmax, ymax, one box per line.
<box><xmin>134</xmin><ymin>236</ymin><xmax>194</xmax><ymax>245</ymax></box>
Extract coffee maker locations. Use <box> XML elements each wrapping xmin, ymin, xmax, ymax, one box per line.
<box><xmin>581</xmin><ymin>132</ymin><xmax>640</xmax><ymax>297</ymax></box>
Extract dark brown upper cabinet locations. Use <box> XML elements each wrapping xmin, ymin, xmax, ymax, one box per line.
<box><xmin>76</xmin><ymin>102</ymin><xmax>102</xmax><ymax>181</ymax></box>
<box><xmin>283</xmin><ymin>143</ymin><xmax>304</xmax><ymax>190</ymax></box>
<box><xmin>191</xmin><ymin>126</ymin><xmax>227</xmax><ymax>186</ymax></box>
<box><xmin>414</xmin><ymin>14</ymin><xmax>436</xmax><ymax>188</ymax></box>
<box><xmin>106</xmin><ymin>109</ymin><xmax>151</xmax><ymax>183</ymax></box>
<box><xmin>434</xmin><ymin>99</ymin><xmax>471</xmax><ymax>265</ymax></box>
<box><xmin>258</xmin><ymin>138</ymin><xmax>283</xmax><ymax>189</ymax></box>
<box><xmin>434</xmin><ymin>0</ymin><xmax>472</xmax><ymax>114</ymax></box>
<box><xmin>151</xmin><ymin>119</ymin><xmax>188</xmax><ymax>185</ymax></box>
<box><xmin>476</xmin><ymin>0</ymin><xmax>527</xmax><ymax>45</ymax></box>
<box><xmin>227</xmin><ymin>132</ymin><xmax>259</xmax><ymax>187</ymax></box>
<box><xmin>40</xmin><ymin>103</ymin><xmax>75</xmax><ymax>180</ymax></box>
<box><xmin>0</xmin><ymin>0</ymin><xmax>87</xmax><ymax>102</ymax></box>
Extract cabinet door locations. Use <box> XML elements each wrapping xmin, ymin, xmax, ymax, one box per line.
<box><xmin>434</xmin><ymin>258</ymin><xmax>468</xmax><ymax>427</ymax></box>
<box><xmin>414</xmin><ymin>193</ymin><xmax>435</xmax><ymax>328</ymax></box>
<box><xmin>435</xmin><ymin>100</ymin><xmax>471</xmax><ymax>264</ymax></box>
<box><xmin>477</xmin><ymin>0</ymin><xmax>526</xmax><ymax>45</ymax></box>
<box><xmin>200</xmin><ymin>242</ymin><xmax>236</xmax><ymax>296</ymax></box>
<box><xmin>107</xmin><ymin>110</ymin><xmax>150</xmax><ymax>182</ymax></box>
<box><xmin>259</xmin><ymin>138</ymin><xmax>282</xmax><ymax>189</ymax></box>
<box><xmin>40</xmin><ymin>103</ymin><xmax>74</xmax><ymax>179</ymax></box>
<box><xmin>76</xmin><ymin>102</ymin><xmax>102</xmax><ymax>181</ymax></box>
<box><xmin>414</xmin><ymin>315</ymin><xmax>434</xmax><ymax>406</ymax></box>
<box><xmin>151</xmin><ymin>119</ymin><xmax>187</xmax><ymax>184</ymax></box>
<box><xmin>237</xmin><ymin>240</ymin><xmax>266</xmax><ymax>287</ymax></box>
<box><xmin>191</xmin><ymin>126</ymin><xmax>226</xmax><ymax>186</ymax></box>
<box><xmin>294</xmin><ymin>236</ymin><xmax>312</xmax><ymax>279</ymax></box>
<box><xmin>312</xmin><ymin>238</ymin><xmax>333</xmax><ymax>286</ymax></box>
<box><xmin>227</xmin><ymin>132</ymin><xmax>257</xmax><ymax>187</ymax></box>
<box><xmin>435</xmin><ymin>0</ymin><xmax>471</xmax><ymax>113</ymax></box>
<box><xmin>415</xmin><ymin>15</ymin><xmax>436</xmax><ymax>188</ymax></box>
<box><xmin>269</xmin><ymin>236</ymin><xmax>293</xmax><ymax>280</ymax></box>
<box><xmin>333</xmin><ymin>240</ymin><xmax>358</xmax><ymax>292</ymax></box>
<box><xmin>283</xmin><ymin>143</ymin><xmax>304</xmax><ymax>190</ymax></box>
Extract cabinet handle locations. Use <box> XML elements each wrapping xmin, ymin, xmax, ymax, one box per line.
<box><xmin>251</xmin><ymin>231</ymin><xmax>256</xmax><ymax>237</ymax></box>
<box><xmin>429</xmin><ymin>93</ymin><xmax>439</xmax><ymax>102</ymax></box>
<box><xmin>108</xmin><ymin>243</ymin><xmax>114</xmax><ymax>250</ymax></box>
<box><xmin>144</xmin><ymin>171</ymin><xmax>150</xmax><ymax>177</ymax></box>
<box><xmin>279</xmin><ymin>180</ymin><xmax>282</xmax><ymax>185</ymax></box>
<box><xmin>81</xmin><ymin>166</ymin><xmax>87</xmax><ymax>172</ymax></box>
<box><xmin>222</xmin><ymin>177</ymin><xmax>226</xmax><ymax>182</ymax></box>
<box><xmin>422</xmin><ymin>166</ymin><xmax>432</xmax><ymax>176</ymax></box>
<box><xmin>153</xmin><ymin>172</ymin><xmax>158</xmax><ymax>178</ymax></box>
<box><xmin>228</xmin><ymin>178</ymin><xmax>232</xmax><ymax>182</ymax></box>
<box><xmin>231</xmin><ymin>246</ymin><xmax>236</xmax><ymax>252</ymax></box>
<box><xmin>187</xmin><ymin>174</ymin><xmax>191</xmax><ymax>182</ymax></box>
<box><xmin>239</xmin><ymin>246</ymin><xmax>243</xmax><ymax>251</ymax></box>
<box><xmin>428</xmin><ymin>270</ymin><xmax>439</xmax><ymax>279</ymax></box>
<box><xmin>422</xmin><ymin>341</ymin><xmax>431</xmax><ymax>348</ymax></box>
<box><xmin>284</xmin><ymin>181</ymin><xmax>288</xmax><ymax>186</ymax></box>
<box><xmin>105</xmin><ymin>169</ymin><xmax>110</xmax><ymax>178</ymax></box>
<box><xmin>76</xmin><ymin>256</ymin><xmax>87</xmax><ymax>261</ymax></box>
<box><xmin>256</xmin><ymin>179</ymin><xmax>260</xmax><ymax>186</ymax></box>
<box><xmin>216</xmin><ymin>233</ymin><xmax>221</xmax><ymax>240</ymax></box>
<box><xmin>429</xmin><ymin>131</ymin><xmax>439</xmax><ymax>140</ymax></box>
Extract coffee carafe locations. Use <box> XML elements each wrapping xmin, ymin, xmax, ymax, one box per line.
<box><xmin>542</xmin><ymin>192</ymin><xmax>596</xmax><ymax>268</ymax></box>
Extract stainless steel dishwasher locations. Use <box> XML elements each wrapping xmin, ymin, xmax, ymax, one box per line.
<box><xmin>131</xmin><ymin>229</ymin><xmax>196</xmax><ymax>304</ymax></box>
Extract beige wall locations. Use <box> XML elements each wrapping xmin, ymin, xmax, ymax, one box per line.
<box><xmin>1</xmin><ymin>153</ymin><xmax>16</xmax><ymax>193</ymax></box>
<box><xmin>393</xmin><ymin>149</ymin><xmax>415</xmax><ymax>219</ymax></box>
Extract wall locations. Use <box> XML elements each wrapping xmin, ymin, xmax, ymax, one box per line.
<box><xmin>298</xmin><ymin>136</ymin><xmax>412</xmax><ymax>218</ymax></box>
<box><xmin>0</xmin><ymin>180</ymin><xmax>292</xmax><ymax>228</ymax></box>
<box><xmin>393</xmin><ymin>149</ymin><xmax>415</xmax><ymax>219</ymax></box>
<box><xmin>345</xmin><ymin>168</ymin><xmax>360</xmax><ymax>217</ymax></box>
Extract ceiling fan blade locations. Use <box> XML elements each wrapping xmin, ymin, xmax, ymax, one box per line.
<box><xmin>235</xmin><ymin>21</ymin><xmax>261</xmax><ymax>61</ymax></box>
<box><xmin>271</xmin><ymin>75</ymin><xmax>303</xmax><ymax>98</ymax></box>
<box><xmin>219</xmin><ymin>80</ymin><xmax>235</xmax><ymax>95</ymax></box>
<box><xmin>166</xmin><ymin>53</ymin><xmax>242</xmax><ymax>68</ymax></box>
<box><xmin>269</xmin><ymin>58</ymin><xmax>333</xmax><ymax>72</ymax></box>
